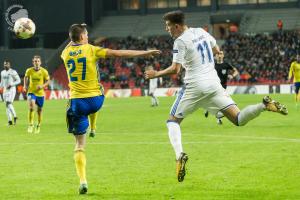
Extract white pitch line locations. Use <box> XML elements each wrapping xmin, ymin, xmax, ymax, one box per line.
<box><xmin>200</xmin><ymin>134</ymin><xmax>300</xmax><ymax>142</ymax></box>
<box><xmin>86</xmin><ymin>132</ymin><xmax>300</xmax><ymax>143</ymax></box>
<box><xmin>0</xmin><ymin>140</ymin><xmax>298</xmax><ymax>146</ymax></box>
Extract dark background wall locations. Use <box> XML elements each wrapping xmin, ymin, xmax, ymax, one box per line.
<box><xmin>0</xmin><ymin>49</ymin><xmax>56</xmax><ymax>76</ymax></box>
<box><xmin>0</xmin><ymin>0</ymin><xmax>88</xmax><ymax>48</ymax></box>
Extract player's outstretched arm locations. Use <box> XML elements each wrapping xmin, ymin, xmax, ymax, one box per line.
<box><xmin>106</xmin><ymin>49</ymin><xmax>161</xmax><ymax>58</ymax></box>
<box><xmin>23</xmin><ymin>76</ymin><xmax>28</xmax><ymax>92</ymax></box>
<box><xmin>145</xmin><ymin>62</ymin><xmax>181</xmax><ymax>79</ymax></box>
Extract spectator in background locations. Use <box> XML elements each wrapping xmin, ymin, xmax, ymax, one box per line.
<box><xmin>277</xmin><ymin>19</ymin><xmax>283</xmax><ymax>32</ymax></box>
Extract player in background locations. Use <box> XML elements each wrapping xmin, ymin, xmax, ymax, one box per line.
<box><xmin>147</xmin><ymin>65</ymin><xmax>159</xmax><ymax>107</ymax></box>
<box><xmin>145</xmin><ymin>10</ymin><xmax>288</xmax><ymax>183</ymax></box>
<box><xmin>204</xmin><ymin>51</ymin><xmax>239</xmax><ymax>124</ymax></box>
<box><xmin>61</xmin><ymin>23</ymin><xmax>160</xmax><ymax>194</ymax></box>
<box><xmin>23</xmin><ymin>55</ymin><xmax>50</xmax><ymax>134</ymax></box>
<box><xmin>0</xmin><ymin>60</ymin><xmax>21</xmax><ymax>125</ymax></box>
<box><xmin>288</xmin><ymin>54</ymin><xmax>300</xmax><ymax>108</ymax></box>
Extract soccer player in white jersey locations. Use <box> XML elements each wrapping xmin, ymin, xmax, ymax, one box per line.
<box><xmin>0</xmin><ymin>60</ymin><xmax>21</xmax><ymax>125</ymax></box>
<box><xmin>147</xmin><ymin>65</ymin><xmax>159</xmax><ymax>107</ymax></box>
<box><xmin>145</xmin><ymin>10</ymin><xmax>288</xmax><ymax>182</ymax></box>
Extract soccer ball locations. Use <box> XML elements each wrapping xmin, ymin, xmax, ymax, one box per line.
<box><xmin>13</xmin><ymin>18</ymin><xmax>36</xmax><ymax>39</ymax></box>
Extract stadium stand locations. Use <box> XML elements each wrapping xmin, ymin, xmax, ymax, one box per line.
<box><xmin>53</xmin><ymin>28</ymin><xmax>300</xmax><ymax>90</ymax></box>
<box><xmin>90</xmin><ymin>12</ymin><xmax>210</xmax><ymax>38</ymax></box>
<box><xmin>239</xmin><ymin>8</ymin><xmax>300</xmax><ymax>34</ymax></box>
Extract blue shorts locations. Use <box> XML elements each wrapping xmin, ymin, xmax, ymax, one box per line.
<box><xmin>295</xmin><ymin>82</ymin><xmax>300</xmax><ymax>94</ymax></box>
<box><xmin>28</xmin><ymin>93</ymin><xmax>45</xmax><ymax>108</ymax></box>
<box><xmin>66</xmin><ymin>95</ymin><xmax>105</xmax><ymax>135</ymax></box>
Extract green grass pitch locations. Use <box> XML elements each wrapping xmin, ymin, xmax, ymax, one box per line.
<box><xmin>0</xmin><ymin>94</ymin><xmax>299</xmax><ymax>200</ymax></box>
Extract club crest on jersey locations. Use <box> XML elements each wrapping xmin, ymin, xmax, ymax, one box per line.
<box><xmin>173</xmin><ymin>49</ymin><xmax>179</xmax><ymax>54</ymax></box>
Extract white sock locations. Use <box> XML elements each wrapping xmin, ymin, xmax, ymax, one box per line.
<box><xmin>6</xmin><ymin>108</ymin><xmax>12</xmax><ymax>121</ymax></box>
<box><xmin>216</xmin><ymin>111</ymin><xmax>224</xmax><ymax>119</ymax></box>
<box><xmin>238</xmin><ymin>103</ymin><xmax>265</xmax><ymax>126</ymax></box>
<box><xmin>154</xmin><ymin>96</ymin><xmax>159</xmax><ymax>105</ymax></box>
<box><xmin>151</xmin><ymin>96</ymin><xmax>155</xmax><ymax>105</ymax></box>
<box><xmin>167</xmin><ymin>121</ymin><xmax>183</xmax><ymax>160</ymax></box>
<box><xmin>8</xmin><ymin>104</ymin><xmax>16</xmax><ymax>118</ymax></box>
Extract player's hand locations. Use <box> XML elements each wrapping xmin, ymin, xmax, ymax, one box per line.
<box><xmin>228</xmin><ymin>75</ymin><xmax>233</xmax><ymax>80</ymax></box>
<box><xmin>144</xmin><ymin>69</ymin><xmax>158</xmax><ymax>79</ymax></box>
<box><xmin>37</xmin><ymin>85</ymin><xmax>43</xmax><ymax>90</ymax></box>
<box><xmin>23</xmin><ymin>87</ymin><xmax>27</xmax><ymax>93</ymax></box>
<box><xmin>145</xmin><ymin>50</ymin><xmax>161</xmax><ymax>58</ymax></box>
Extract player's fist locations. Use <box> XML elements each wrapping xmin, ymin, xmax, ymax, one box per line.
<box><xmin>37</xmin><ymin>85</ymin><xmax>43</xmax><ymax>90</ymax></box>
<box><xmin>23</xmin><ymin>86</ymin><xmax>27</xmax><ymax>93</ymax></box>
<box><xmin>144</xmin><ymin>69</ymin><xmax>157</xmax><ymax>79</ymax></box>
<box><xmin>145</xmin><ymin>50</ymin><xmax>161</xmax><ymax>58</ymax></box>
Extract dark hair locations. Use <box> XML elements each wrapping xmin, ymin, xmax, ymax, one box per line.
<box><xmin>33</xmin><ymin>55</ymin><xmax>41</xmax><ymax>61</ymax></box>
<box><xmin>3</xmin><ymin>59</ymin><xmax>10</xmax><ymax>64</ymax></box>
<box><xmin>69</xmin><ymin>23</ymin><xmax>87</xmax><ymax>42</ymax></box>
<box><xmin>163</xmin><ymin>10</ymin><xmax>185</xmax><ymax>25</ymax></box>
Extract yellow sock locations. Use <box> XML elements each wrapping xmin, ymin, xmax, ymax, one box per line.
<box><xmin>28</xmin><ymin>110</ymin><xmax>34</xmax><ymax>125</ymax></box>
<box><xmin>37</xmin><ymin>113</ymin><xmax>42</xmax><ymax>126</ymax></box>
<box><xmin>74</xmin><ymin>149</ymin><xmax>87</xmax><ymax>184</ymax></box>
<box><xmin>89</xmin><ymin>112</ymin><xmax>98</xmax><ymax>130</ymax></box>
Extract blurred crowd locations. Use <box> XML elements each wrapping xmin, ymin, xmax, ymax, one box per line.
<box><xmin>223</xmin><ymin>30</ymin><xmax>300</xmax><ymax>83</ymax></box>
<box><xmin>95</xmin><ymin>30</ymin><xmax>300</xmax><ymax>89</ymax></box>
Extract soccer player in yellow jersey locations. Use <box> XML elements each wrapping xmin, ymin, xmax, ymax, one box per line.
<box><xmin>61</xmin><ymin>23</ymin><xmax>160</xmax><ymax>194</ymax></box>
<box><xmin>288</xmin><ymin>54</ymin><xmax>300</xmax><ymax>107</ymax></box>
<box><xmin>23</xmin><ymin>55</ymin><xmax>50</xmax><ymax>134</ymax></box>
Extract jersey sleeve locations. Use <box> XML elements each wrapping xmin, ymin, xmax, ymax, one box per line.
<box><xmin>25</xmin><ymin>68</ymin><xmax>30</xmax><ymax>77</ymax></box>
<box><xmin>43</xmin><ymin>69</ymin><xmax>50</xmax><ymax>81</ymax></box>
<box><xmin>12</xmin><ymin>70</ymin><xmax>21</xmax><ymax>86</ymax></box>
<box><xmin>94</xmin><ymin>46</ymin><xmax>108</xmax><ymax>59</ymax></box>
<box><xmin>226</xmin><ymin>63</ymin><xmax>234</xmax><ymax>70</ymax></box>
<box><xmin>172</xmin><ymin>39</ymin><xmax>186</xmax><ymax>64</ymax></box>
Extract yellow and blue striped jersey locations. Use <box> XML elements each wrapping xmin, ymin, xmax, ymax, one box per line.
<box><xmin>61</xmin><ymin>44</ymin><xmax>107</xmax><ymax>99</ymax></box>
<box><xmin>289</xmin><ymin>61</ymin><xmax>300</xmax><ymax>82</ymax></box>
<box><xmin>25</xmin><ymin>67</ymin><xmax>49</xmax><ymax>96</ymax></box>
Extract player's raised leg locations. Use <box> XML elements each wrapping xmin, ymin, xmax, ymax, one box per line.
<box><xmin>223</xmin><ymin>96</ymin><xmax>288</xmax><ymax>126</ymax></box>
<box><xmin>88</xmin><ymin>112</ymin><xmax>98</xmax><ymax>137</ymax></box>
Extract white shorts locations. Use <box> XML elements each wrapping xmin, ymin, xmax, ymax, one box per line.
<box><xmin>170</xmin><ymin>81</ymin><xmax>235</xmax><ymax>118</ymax></box>
<box><xmin>148</xmin><ymin>87</ymin><xmax>157</xmax><ymax>95</ymax></box>
<box><xmin>3</xmin><ymin>87</ymin><xmax>16</xmax><ymax>103</ymax></box>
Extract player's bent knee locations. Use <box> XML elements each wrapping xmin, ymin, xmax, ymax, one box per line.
<box><xmin>167</xmin><ymin>115</ymin><xmax>183</xmax><ymax>124</ymax></box>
